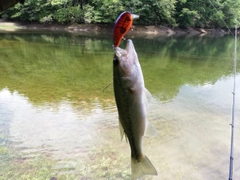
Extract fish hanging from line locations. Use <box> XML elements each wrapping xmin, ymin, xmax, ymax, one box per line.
<box><xmin>113</xmin><ymin>11</ymin><xmax>139</xmax><ymax>48</ymax></box>
<box><xmin>113</xmin><ymin>39</ymin><xmax>158</xmax><ymax>180</ymax></box>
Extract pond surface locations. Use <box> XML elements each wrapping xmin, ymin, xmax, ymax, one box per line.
<box><xmin>0</xmin><ymin>31</ymin><xmax>240</xmax><ymax>180</ymax></box>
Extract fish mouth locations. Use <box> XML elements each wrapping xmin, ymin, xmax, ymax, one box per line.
<box><xmin>115</xmin><ymin>48</ymin><xmax>124</xmax><ymax>59</ymax></box>
<box><xmin>115</xmin><ymin>39</ymin><xmax>133</xmax><ymax>61</ymax></box>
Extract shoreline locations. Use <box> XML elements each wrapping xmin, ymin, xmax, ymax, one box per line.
<box><xmin>0</xmin><ymin>20</ymin><xmax>231</xmax><ymax>36</ymax></box>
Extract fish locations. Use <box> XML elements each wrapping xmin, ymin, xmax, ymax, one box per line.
<box><xmin>113</xmin><ymin>39</ymin><xmax>158</xmax><ymax>180</ymax></box>
<box><xmin>113</xmin><ymin>11</ymin><xmax>139</xmax><ymax>47</ymax></box>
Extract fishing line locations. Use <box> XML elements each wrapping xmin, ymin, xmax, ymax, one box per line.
<box><xmin>130</xmin><ymin>0</ymin><xmax>135</xmax><ymax>13</ymax></box>
<box><xmin>102</xmin><ymin>82</ymin><xmax>113</xmax><ymax>92</ymax></box>
<box><xmin>207</xmin><ymin>0</ymin><xmax>234</xmax><ymax>37</ymax></box>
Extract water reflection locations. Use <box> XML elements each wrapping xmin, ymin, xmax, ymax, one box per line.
<box><xmin>0</xmin><ymin>32</ymin><xmax>239</xmax><ymax>104</ymax></box>
<box><xmin>1</xmin><ymin>32</ymin><xmax>240</xmax><ymax>179</ymax></box>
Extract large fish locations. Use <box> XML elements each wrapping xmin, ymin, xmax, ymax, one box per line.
<box><xmin>113</xmin><ymin>39</ymin><xmax>158</xmax><ymax>179</ymax></box>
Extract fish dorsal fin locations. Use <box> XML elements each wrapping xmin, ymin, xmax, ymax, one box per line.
<box><xmin>144</xmin><ymin>121</ymin><xmax>158</xmax><ymax>137</ymax></box>
<box><xmin>142</xmin><ymin>88</ymin><xmax>157</xmax><ymax>137</ymax></box>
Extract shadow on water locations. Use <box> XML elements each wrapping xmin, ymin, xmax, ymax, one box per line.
<box><xmin>0</xmin><ymin>32</ymin><xmax>240</xmax><ymax>179</ymax></box>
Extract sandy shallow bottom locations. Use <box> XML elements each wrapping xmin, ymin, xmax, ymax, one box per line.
<box><xmin>1</xmin><ymin>75</ymin><xmax>240</xmax><ymax>179</ymax></box>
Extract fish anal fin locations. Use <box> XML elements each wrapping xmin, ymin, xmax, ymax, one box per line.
<box><xmin>119</xmin><ymin>118</ymin><xmax>124</xmax><ymax>140</ymax></box>
<box><xmin>131</xmin><ymin>155</ymin><xmax>157</xmax><ymax>180</ymax></box>
<box><xmin>119</xmin><ymin>118</ymin><xmax>128</xmax><ymax>142</ymax></box>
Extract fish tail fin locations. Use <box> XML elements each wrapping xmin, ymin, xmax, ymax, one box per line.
<box><xmin>131</xmin><ymin>155</ymin><xmax>157</xmax><ymax>180</ymax></box>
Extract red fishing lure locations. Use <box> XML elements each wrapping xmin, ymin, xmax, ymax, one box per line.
<box><xmin>113</xmin><ymin>11</ymin><xmax>138</xmax><ymax>47</ymax></box>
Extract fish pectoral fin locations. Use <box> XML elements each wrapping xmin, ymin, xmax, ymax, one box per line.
<box><xmin>142</xmin><ymin>88</ymin><xmax>152</xmax><ymax>109</ymax></box>
<box><xmin>144</xmin><ymin>121</ymin><xmax>158</xmax><ymax>137</ymax></box>
<box><xmin>144</xmin><ymin>88</ymin><xmax>152</xmax><ymax>102</ymax></box>
<box><xmin>131</xmin><ymin>155</ymin><xmax>157</xmax><ymax>180</ymax></box>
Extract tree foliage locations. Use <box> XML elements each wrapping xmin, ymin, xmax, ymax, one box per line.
<box><xmin>0</xmin><ymin>0</ymin><xmax>240</xmax><ymax>28</ymax></box>
<box><xmin>175</xmin><ymin>0</ymin><xmax>240</xmax><ymax>27</ymax></box>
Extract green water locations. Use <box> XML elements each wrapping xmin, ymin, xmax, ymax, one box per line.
<box><xmin>0</xmin><ymin>31</ymin><xmax>240</xmax><ymax>180</ymax></box>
